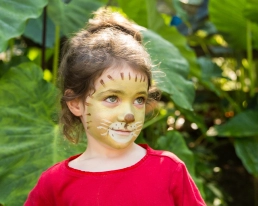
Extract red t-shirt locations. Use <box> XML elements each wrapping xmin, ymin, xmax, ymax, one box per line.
<box><xmin>24</xmin><ymin>144</ymin><xmax>206</xmax><ymax>206</ymax></box>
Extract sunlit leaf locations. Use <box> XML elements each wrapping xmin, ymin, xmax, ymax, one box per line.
<box><xmin>0</xmin><ymin>0</ymin><xmax>48</xmax><ymax>52</ymax></box>
<box><xmin>116</xmin><ymin>0</ymin><xmax>148</xmax><ymax>28</ymax></box>
<box><xmin>209</xmin><ymin>0</ymin><xmax>258</xmax><ymax>49</ymax></box>
<box><xmin>0</xmin><ymin>62</ymin><xmax>84</xmax><ymax>205</ymax></box>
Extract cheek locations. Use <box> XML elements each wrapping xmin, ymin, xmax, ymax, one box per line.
<box><xmin>134</xmin><ymin>107</ymin><xmax>145</xmax><ymax>120</ymax></box>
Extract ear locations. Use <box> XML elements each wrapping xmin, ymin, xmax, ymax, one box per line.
<box><xmin>66</xmin><ymin>98</ymin><xmax>83</xmax><ymax>117</ymax></box>
<box><xmin>65</xmin><ymin>89</ymin><xmax>83</xmax><ymax>117</ymax></box>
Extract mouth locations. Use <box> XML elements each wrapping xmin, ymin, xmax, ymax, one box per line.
<box><xmin>110</xmin><ymin>129</ymin><xmax>132</xmax><ymax>136</ymax></box>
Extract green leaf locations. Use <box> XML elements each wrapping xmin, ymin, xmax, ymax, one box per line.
<box><xmin>116</xmin><ymin>0</ymin><xmax>148</xmax><ymax>28</ymax></box>
<box><xmin>235</xmin><ymin>137</ymin><xmax>258</xmax><ymax>177</ymax></box>
<box><xmin>209</xmin><ymin>0</ymin><xmax>258</xmax><ymax>49</ymax></box>
<box><xmin>48</xmin><ymin>0</ymin><xmax>104</xmax><ymax>36</ymax></box>
<box><xmin>0</xmin><ymin>62</ymin><xmax>84</xmax><ymax>205</ymax></box>
<box><xmin>213</xmin><ymin>110</ymin><xmax>258</xmax><ymax>137</ymax></box>
<box><xmin>0</xmin><ymin>0</ymin><xmax>48</xmax><ymax>52</ymax></box>
<box><xmin>243</xmin><ymin>0</ymin><xmax>258</xmax><ymax>24</ymax></box>
<box><xmin>0</xmin><ymin>56</ymin><xmax>30</xmax><ymax>79</ymax></box>
<box><xmin>143</xmin><ymin>29</ymin><xmax>195</xmax><ymax>110</ymax></box>
<box><xmin>24</xmin><ymin>14</ymin><xmax>56</xmax><ymax>48</ymax></box>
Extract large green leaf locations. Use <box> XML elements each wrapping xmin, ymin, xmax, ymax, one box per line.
<box><xmin>0</xmin><ymin>62</ymin><xmax>84</xmax><ymax>205</ymax></box>
<box><xmin>24</xmin><ymin>14</ymin><xmax>56</xmax><ymax>48</ymax></box>
<box><xmin>143</xmin><ymin>29</ymin><xmax>195</xmax><ymax>110</ymax></box>
<box><xmin>0</xmin><ymin>0</ymin><xmax>48</xmax><ymax>52</ymax></box>
<box><xmin>116</xmin><ymin>0</ymin><xmax>148</xmax><ymax>28</ymax></box>
<box><xmin>48</xmin><ymin>0</ymin><xmax>104</xmax><ymax>36</ymax></box>
<box><xmin>209</xmin><ymin>0</ymin><xmax>258</xmax><ymax>49</ymax></box>
<box><xmin>235</xmin><ymin>137</ymin><xmax>258</xmax><ymax>177</ymax></box>
<box><xmin>213</xmin><ymin>110</ymin><xmax>258</xmax><ymax>137</ymax></box>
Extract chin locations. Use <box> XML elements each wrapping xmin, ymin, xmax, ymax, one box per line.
<box><xmin>107</xmin><ymin>139</ymin><xmax>135</xmax><ymax>150</ymax></box>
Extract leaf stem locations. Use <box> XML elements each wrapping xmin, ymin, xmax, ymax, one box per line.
<box><xmin>247</xmin><ymin>21</ymin><xmax>256</xmax><ymax>97</ymax></box>
<box><xmin>41</xmin><ymin>6</ymin><xmax>47</xmax><ymax>70</ymax></box>
<box><xmin>143</xmin><ymin>113</ymin><xmax>168</xmax><ymax>129</ymax></box>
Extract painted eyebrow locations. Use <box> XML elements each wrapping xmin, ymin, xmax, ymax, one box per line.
<box><xmin>96</xmin><ymin>90</ymin><xmax>148</xmax><ymax>97</ymax></box>
<box><xmin>96</xmin><ymin>89</ymin><xmax>125</xmax><ymax>97</ymax></box>
<box><xmin>135</xmin><ymin>91</ymin><xmax>148</xmax><ymax>96</ymax></box>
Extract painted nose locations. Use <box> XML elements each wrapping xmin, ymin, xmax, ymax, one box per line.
<box><xmin>124</xmin><ymin>113</ymin><xmax>135</xmax><ymax>123</ymax></box>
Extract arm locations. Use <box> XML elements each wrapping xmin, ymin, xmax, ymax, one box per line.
<box><xmin>171</xmin><ymin>163</ymin><xmax>206</xmax><ymax>206</ymax></box>
<box><xmin>24</xmin><ymin>174</ymin><xmax>52</xmax><ymax>206</ymax></box>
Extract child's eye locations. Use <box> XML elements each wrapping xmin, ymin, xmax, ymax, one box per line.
<box><xmin>105</xmin><ymin>96</ymin><xmax>118</xmax><ymax>103</ymax></box>
<box><xmin>134</xmin><ymin>97</ymin><xmax>146</xmax><ymax>105</ymax></box>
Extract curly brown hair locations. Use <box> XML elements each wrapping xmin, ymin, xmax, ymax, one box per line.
<box><xmin>59</xmin><ymin>8</ymin><xmax>159</xmax><ymax>143</ymax></box>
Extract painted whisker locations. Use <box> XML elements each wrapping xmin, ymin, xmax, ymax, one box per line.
<box><xmin>103</xmin><ymin>119</ymin><xmax>112</xmax><ymax>123</ymax></box>
<box><xmin>100</xmin><ymin>122</ymin><xmax>109</xmax><ymax>126</ymax></box>
<box><xmin>97</xmin><ymin>126</ymin><xmax>107</xmax><ymax>130</ymax></box>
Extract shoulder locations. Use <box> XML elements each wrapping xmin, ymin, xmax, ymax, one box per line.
<box><xmin>39</xmin><ymin>154</ymin><xmax>80</xmax><ymax>180</ymax></box>
<box><xmin>140</xmin><ymin>144</ymin><xmax>185</xmax><ymax>171</ymax></box>
<box><xmin>143</xmin><ymin>144</ymin><xmax>184</xmax><ymax>164</ymax></box>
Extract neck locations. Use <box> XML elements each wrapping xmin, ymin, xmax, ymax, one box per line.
<box><xmin>83</xmin><ymin>137</ymin><xmax>136</xmax><ymax>159</ymax></box>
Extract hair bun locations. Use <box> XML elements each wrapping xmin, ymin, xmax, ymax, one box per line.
<box><xmin>87</xmin><ymin>8</ymin><xmax>142</xmax><ymax>43</ymax></box>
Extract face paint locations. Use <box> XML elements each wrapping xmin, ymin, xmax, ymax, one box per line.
<box><xmin>80</xmin><ymin>66</ymin><xmax>148</xmax><ymax>149</ymax></box>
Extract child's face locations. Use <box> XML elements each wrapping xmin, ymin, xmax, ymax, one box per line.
<box><xmin>81</xmin><ymin>65</ymin><xmax>148</xmax><ymax>149</ymax></box>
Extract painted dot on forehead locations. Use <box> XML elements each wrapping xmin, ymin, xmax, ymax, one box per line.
<box><xmin>135</xmin><ymin>74</ymin><xmax>137</xmax><ymax>82</ymax></box>
<box><xmin>129</xmin><ymin>72</ymin><xmax>131</xmax><ymax>80</ymax></box>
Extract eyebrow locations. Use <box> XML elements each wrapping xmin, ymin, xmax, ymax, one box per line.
<box><xmin>96</xmin><ymin>89</ymin><xmax>148</xmax><ymax>97</ymax></box>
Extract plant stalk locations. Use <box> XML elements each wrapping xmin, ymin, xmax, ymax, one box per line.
<box><xmin>41</xmin><ymin>6</ymin><xmax>47</xmax><ymax>70</ymax></box>
<box><xmin>143</xmin><ymin>113</ymin><xmax>168</xmax><ymax>129</ymax></box>
<box><xmin>246</xmin><ymin>21</ymin><xmax>256</xmax><ymax>97</ymax></box>
<box><xmin>52</xmin><ymin>25</ymin><xmax>60</xmax><ymax>86</ymax></box>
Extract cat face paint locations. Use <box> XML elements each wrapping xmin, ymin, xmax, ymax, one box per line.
<box><xmin>81</xmin><ymin>66</ymin><xmax>148</xmax><ymax>149</ymax></box>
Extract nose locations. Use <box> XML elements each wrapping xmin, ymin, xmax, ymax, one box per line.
<box><xmin>117</xmin><ymin>103</ymin><xmax>135</xmax><ymax>123</ymax></box>
<box><xmin>124</xmin><ymin>113</ymin><xmax>135</xmax><ymax>123</ymax></box>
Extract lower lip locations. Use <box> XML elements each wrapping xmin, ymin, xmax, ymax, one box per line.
<box><xmin>112</xmin><ymin>130</ymin><xmax>131</xmax><ymax>136</ymax></box>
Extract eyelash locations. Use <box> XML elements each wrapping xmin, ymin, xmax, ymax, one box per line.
<box><xmin>105</xmin><ymin>95</ymin><xmax>118</xmax><ymax>103</ymax></box>
<box><xmin>134</xmin><ymin>97</ymin><xmax>146</xmax><ymax>105</ymax></box>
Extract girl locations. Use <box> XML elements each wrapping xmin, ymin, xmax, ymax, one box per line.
<box><xmin>25</xmin><ymin>9</ymin><xmax>206</xmax><ymax>206</ymax></box>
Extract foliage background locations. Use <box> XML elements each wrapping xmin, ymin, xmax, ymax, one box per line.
<box><xmin>0</xmin><ymin>0</ymin><xmax>257</xmax><ymax>205</ymax></box>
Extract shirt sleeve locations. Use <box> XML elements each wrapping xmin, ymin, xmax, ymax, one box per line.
<box><xmin>24</xmin><ymin>173</ymin><xmax>52</xmax><ymax>206</ymax></box>
<box><xmin>170</xmin><ymin>162</ymin><xmax>206</xmax><ymax>206</ymax></box>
